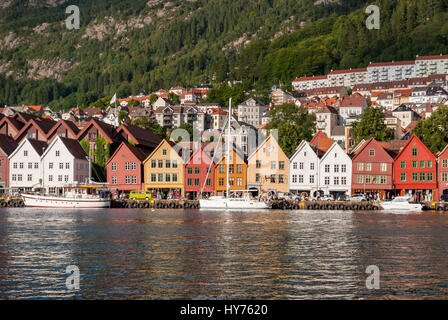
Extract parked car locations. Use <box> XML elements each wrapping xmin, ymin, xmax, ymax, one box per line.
<box><xmin>349</xmin><ymin>194</ymin><xmax>367</xmax><ymax>202</ymax></box>
<box><xmin>278</xmin><ymin>192</ymin><xmax>301</xmax><ymax>201</ymax></box>
<box><xmin>320</xmin><ymin>194</ymin><xmax>333</xmax><ymax>201</ymax></box>
<box><xmin>129</xmin><ymin>191</ymin><xmax>152</xmax><ymax>200</ymax></box>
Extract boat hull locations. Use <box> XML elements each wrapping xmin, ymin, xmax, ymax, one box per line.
<box><xmin>380</xmin><ymin>203</ymin><xmax>423</xmax><ymax>211</ymax></box>
<box><xmin>199</xmin><ymin>198</ymin><xmax>271</xmax><ymax>210</ymax></box>
<box><xmin>22</xmin><ymin>193</ymin><xmax>110</xmax><ymax>208</ymax></box>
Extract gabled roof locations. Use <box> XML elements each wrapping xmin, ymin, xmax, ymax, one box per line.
<box><xmin>0</xmin><ymin>133</ymin><xmax>18</xmax><ymax>156</ymax></box>
<box><xmin>14</xmin><ymin>117</ymin><xmax>57</xmax><ymax>141</ymax></box>
<box><xmin>319</xmin><ymin>141</ymin><xmax>350</xmax><ymax>162</ymax></box>
<box><xmin>393</xmin><ymin>134</ymin><xmax>436</xmax><ymax>160</ymax></box>
<box><xmin>289</xmin><ymin>140</ymin><xmax>319</xmax><ymax>161</ymax></box>
<box><xmin>41</xmin><ymin>136</ymin><xmax>87</xmax><ymax>160</ymax></box>
<box><xmin>45</xmin><ymin>119</ymin><xmax>80</xmax><ymax>139</ymax></box>
<box><xmin>310</xmin><ymin>131</ymin><xmax>334</xmax><ymax>153</ymax></box>
<box><xmin>247</xmin><ymin>134</ymin><xmax>286</xmax><ymax>161</ymax></box>
<box><xmin>76</xmin><ymin>118</ymin><xmax>116</xmax><ymax>143</ymax></box>
<box><xmin>340</xmin><ymin>93</ymin><xmax>365</xmax><ymax>108</ymax></box>
<box><xmin>0</xmin><ymin>116</ymin><xmax>25</xmax><ymax>133</ymax></box>
<box><xmin>185</xmin><ymin>147</ymin><xmax>216</xmax><ymax>166</ymax></box>
<box><xmin>107</xmin><ymin>141</ymin><xmax>149</xmax><ymax>166</ymax></box>
<box><xmin>351</xmin><ymin>137</ymin><xmax>394</xmax><ymax>162</ymax></box>
<box><xmin>142</xmin><ymin>139</ymin><xmax>184</xmax><ymax>164</ymax></box>
<box><xmin>114</xmin><ymin>123</ymin><xmax>162</xmax><ymax>149</ymax></box>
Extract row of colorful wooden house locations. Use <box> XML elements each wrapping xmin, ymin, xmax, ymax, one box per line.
<box><xmin>105</xmin><ymin>132</ymin><xmax>448</xmax><ymax>202</ymax></box>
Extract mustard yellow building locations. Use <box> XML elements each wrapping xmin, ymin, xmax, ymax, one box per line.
<box><xmin>247</xmin><ymin>134</ymin><xmax>289</xmax><ymax>194</ymax></box>
<box><xmin>143</xmin><ymin>139</ymin><xmax>185</xmax><ymax>199</ymax></box>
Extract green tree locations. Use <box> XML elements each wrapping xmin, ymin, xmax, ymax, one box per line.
<box><xmin>413</xmin><ymin>105</ymin><xmax>448</xmax><ymax>154</ymax></box>
<box><xmin>133</xmin><ymin>116</ymin><xmax>167</xmax><ymax>140</ymax></box>
<box><xmin>351</xmin><ymin>107</ymin><xmax>394</xmax><ymax>145</ymax></box>
<box><xmin>168</xmin><ymin>92</ymin><xmax>180</xmax><ymax>104</ymax></box>
<box><xmin>149</xmin><ymin>94</ymin><xmax>158</xmax><ymax>105</ymax></box>
<box><xmin>266</xmin><ymin>103</ymin><xmax>315</xmax><ymax>155</ymax></box>
<box><xmin>118</xmin><ymin>110</ymin><xmax>131</xmax><ymax>125</ymax></box>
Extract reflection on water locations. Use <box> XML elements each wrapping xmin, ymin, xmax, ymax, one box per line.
<box><xmin>0</xmin><ymin>208</ymin><xmax>448</xmax><ymax>299</ymax></box>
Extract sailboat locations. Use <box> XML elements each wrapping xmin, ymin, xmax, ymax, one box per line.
<box><xmin>22</xmin><ymin>148</ymin><xmax>111</xmax><ymax>208</ymax></box>
<box><xmin>199</xmin><ymin>98</ymin><xmax>271</xmax><ymax>210</ymax></box>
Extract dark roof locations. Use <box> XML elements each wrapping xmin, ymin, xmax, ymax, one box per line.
<box><xmin>59</xmin><ymin>137</ymin><xmax>87</xmax><ymax>160</ymax></box>
<box><xmin>125</xmin><ymin>142</ymin><xmax>149</xmax><ymax>162</ymax></box>
<box><xmin>0</xmin><ymin>134</ymin><xmax>18</xmax><ymax>156</ymax></box>
<box><xmin>116</xmin><ymin>123</ymin><xmax>162</xmax><ymax>148</ymax></box>
<box><xmin>28</xmin><ymin>139</ymin><xmax>48</xmax><ymax>156</ymax></box>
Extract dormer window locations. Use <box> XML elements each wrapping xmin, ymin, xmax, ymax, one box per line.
<box><xmin>56</xmin><ymin>151</ymin><xmax>60</xmax><ymax>157</ymax></box>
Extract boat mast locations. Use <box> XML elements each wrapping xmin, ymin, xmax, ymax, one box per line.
<box><xmin>226</xmin><ymin>98</ymin><xmax>232</xmax><ymax>198</ymax></box>
<box><xmin>88</xmin><ymin>147</ymin><xmax>92</xmax><ymax>184</ymax></box>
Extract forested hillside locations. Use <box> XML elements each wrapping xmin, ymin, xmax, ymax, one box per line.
<box><xmin>0</xmin><ymin>0</ymin><xmax>447</xmax><ymax>110</ymax></box>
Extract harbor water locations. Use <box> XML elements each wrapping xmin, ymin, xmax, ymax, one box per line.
<box><xmin>0</xmin><ymin>208</ymin><xmax>448</xmax><ymax>299</ymax></box>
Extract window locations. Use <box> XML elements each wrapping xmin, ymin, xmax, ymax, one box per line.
<box><xmin>19</xmin><ymin>163</ymin><xmax>23</xmax><ymax>169</ymax></box>
<box><xmin>172</xmin><ymin>160</ymin><xmax>178</xmax><ymax>168</ymax></box>
<box><xmin>293</xmin><ymin>162</ymin><xmax>297</xmax><ymax>170</ymax></box>
<box><xmin>357</xmin><ymin>175</ymin><xmax>364</xmax><ymax>184</ymax></box>
<box><xmin>419</xmin><ymin>160</ymin><xmax>425</xmax><ymax>168</ymax></box>
<box><xmin>24</xmin><ymin>150</ymin><xmax>28</xmax><ymax>157</ymax></box>
<box><xmin>48</xmin><ymin>175</ymin><xmax>53</xmax><ymax>182</ymax></box>
<box><xmin>151</xmin><ymin>160</ymin><xmax>156</xmax><ymax>168</ymax></box>
<box><xmin>158</xmin><ymin>160</ymin><xmax>163</xmax><ymax>168</ymax></box>
<box><xmin>443</xmin><ymin>159</ymin><xmax>448</xmax><ymax>168</ymax></box>
<box><xmin>270</xmin><ymin>161</ymin><xmax>276</xmax><ymax>170</ymax></box>
<box><xmin>279</xmin><ymin>175</ymin><xmax>284</xmax><ymax>184</ymax></box>
<box><xmin>442</xmin><ymin>172</ymin><xmax>448</xmax><ymax>182</ymax></box>
<box><xmin>270</xmin><ymin>174</ymin><xmax>276</xmax><ymax>183</ymax></box>
<box><xmin>324</xmin><ymin>177</ymin><xmax>330</xmax><ymax>185</ymax></box>
<box><xmin>412</xmin><ymin>160</ymin><xmax>418</xmax><ymax>169</ymax></box>
<box><xmin>341</xmin><ymin>177</ymin><xmax>347</xmax><ymax>185</ymax></box>
<box><xmin>27</xmin><ymin>174</ymin><xmax>32</xmax><ymax>181</ymax></box>
<box><xmin>218</xmin><ymin>178</ymin><xmax>224</xmax><ymax>186</ymax></box>
<box><xmin>310</xmin><ymin>175</ymin><xmax>315</xmax><ymax>184</ymax></box>
<box><xmin>427</xmin><ymin>160</ymin><xmax>433</xmax><ymax>168</ymax></box>
<box><xmin>292</xmin><ymin>175</ymin><xmax>297</xmax><ymax>183</ymax></box>
<box><xmin>187</xmin><ymin>178</ymin><xmax>192</xmax><ymax>186</ymax></box>
<box><xmin>58</xmin><ymin>175</ymin><xmax>62</xmax><ymax>182</ymax></box>
<box><xmin>111</xmin><ymin>163</ymin><xmax>117</xmax><ymax>171</ymax></box>
<box><xmin>194</xmin><ymin>178</ymin><xmax>200</xmax><ymax>186</ymax></box>
<box><xmin>165</xmin><ymin>160</ymin><xmax>171</xmax><ymax>168</ymax></box>
<box><xmin>341</xmin><ymin>165</ymin><xmax>346</xmax><ymax>173</ymax></box>
<box><xmin>325</xmin><ymin>164</ymin><xmax>330</xmax><ymax>173</ymax></box>
<box><xmin>369</xmin><ymin>149</ymin><xmax>375</xmax><ymax>156</ymax></box>
<box><xmin>111</xmin><ymin>176</ymin><xmax>117</xmax><ymax>184</ymax></box>
<box><xmin>56</xmin><ymin>151</ymin><xmax>60</xmax><ymax>157</ymax></box>
<box><xmin>131</xmin><ymin>162</ymin><xmax>136</xmax><ymax>170</ymax></box>
<box><xmin>172</xmin><ymin>173</ymin><xmax>178</xmax><ymax>182</ymax></box>
<box><xmin>380</xmin><ymin>163</ymin><xmax>387</xmax><ymax>172</ymax></box>
<box><xmin>229</xmin><ymin>164</ymin><xmax>234</xmax><ymax>174</ymax></box>
<box><xmin>298</xmin><ymin>175</ymin><xmax>303</xmax><ymax>183</ymax></box>
<box><xmin>412</xmin><ymin>173</ymin><xmax>418</xmax><ymax>182</ymax></box>
<box><xmin>17</xmin><ymin>174</ymin><xmax>22</xmax><ymax>181</ymax></box>
<box><xmin>256</xmin><ymin>174</ymin><xmax>261</xmax><ymax>182</ymax></box>
<box><xmin>219</xmin><ymin>165</ymin><xmax>225</xmax><ymax>174</ymax></box>
<box><xmin>12</xmin><ymin>174</ymin><xmax>17</xmax><ymax>181</ymax></box>
<box><xmin>236</xmin><ymin>165</ymin><xmax>242</xmax><ymax>173</ymax></box>
<box><xmin>28</xmin><ymin>163</ymin><xmax>33</xmax><ymax>169</ymax></box>
<box><xmin>420</xmin><ymin>172</ymin><xmax>426</xmax><ymax>181</ymax></box>
<box><xmin>256</xmin><ymin>160</ymin><xmax>261</xmax><ymax>169</ymax></box>
<box><xmin>65</xmin><ymin>175</ymin><xmax>69</xmax><ymax>182</ymax></box>
<box><xmin>357</xmin><ymin>162</ymin><xmax>364</xmax><ymax>171</ymax></box>
<box><xmin>162</xmin><ymin>149</ymin><xmax>167</xmax><ymax>156</ymax></box>
<box><xmin>206</xmin><ymin>178</ymin><xmax>211</xmax><ymax>186</ymax></box>
<box><xmin>366</xmin><ymin>163</ymin><xmax>372</xmax><ymax>171</ymax></box>
<box><xmin>188</xmin><ymin>167</ymin><xmax>193</xmax><ymax>174</ymax></box>
<box><xmin>365</xmin><ymin>175</ymin><xmax>371</xmax><ymax>184</ymax></box>
<box><xmin>59</xmin><ymin>163</ymin><xmax>64</xmax><ymax>169</ymax></box>
<box><xmin>334</xmin><ymin>177</ymin><xmax>339</xmax><ymax>185</ymax></box>
<box><xmin>125</xmin><ymin>176</ymin><xmax>131</xmax><ymax>184</ymax></box>
<box><xmin>151</xmin><ymin>173</ymin><xmax>156</xmax><ymax>182</ymax></box>
<box><xmin>229</xmin><ymin>178</ymin><xmax>234</xmax><ymax>186</ymax></box>
<box><xmin>279</xmin><ymin>161</ymin><xmax>285</xmax><ymax>170</ymax></box>
<box><xmin>380</xmin><ymin>176</ymin><xmax>386</xmax><ymax>184</ymax></box>
<box><xmin>400</xmin><ymin>161</ymin><xmax>406</xmax><ymax>169</ymax></box>
<box><xmin>66</xmin><ymin>163</ymin><xmax>70</xmax><ymax>170</ymax></box>
<box><xmin>412</xmin><ymin>148</ymin><xmax>417</xmax><ymax>156</ymax></box>
<box><xmin>299</xmin><ymin>162</ymin><xmax>304</xmax><ymax>170</ymax></box>
<box><xmin>310</xmin><ymin>163</ymin><xmax>315</xmax><ymax>170</ymax></box>
<box><xmin>165</xmin><ymin>174</ymin><xmax>171</xmax><ymax>182</ymax></box>
<box><xmin>0</xmin><ymin>159</ymin><xmax>2</xmax><ymax>167</ymax></box>
<box><xmin>334</xmin><ymin>164</ymin><xmax>339</xmax><ymax>173</ymax></box>
<box><xmin>13</xmin><ymin>163</ymin><xmax>17</xmax><ymax>169</ymax></box>
<box><xmin>158</xmin><ymin>173</ymin><xmax>163</xmax><ymax>182</ymax></box>
<box><xmin>427</xmin><ymin>172</ymin><xmax>433</xmax><ymax>182</ymax></box>
<box><xmin>49</xmin><ymin>162</ymin><xmax>53</xmax><ymax>170</ymax></box>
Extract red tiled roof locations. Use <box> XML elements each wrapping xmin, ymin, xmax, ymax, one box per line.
<box><xmin>310</xmin><ymin>131</ymin><xmax>334</xmax><ymax>153</ymax></box>
<box><xmin>329</xmin><ymin>68</ymin><xmax>367</xmax><ymax>75</ymax></box>
<box><xmin>416</xmin><ymin>55</ymin><xmax>448</xmax><ymax>60</ymax></box>
<box><xmin>293</xmin><ymin>75</ymin><xmax>327</xmax><ymax>82</ymax></box>
<box><xmin>368</xmin><ymin>60</ymin><xmax>415</xmax><ymax>67</ymax></box>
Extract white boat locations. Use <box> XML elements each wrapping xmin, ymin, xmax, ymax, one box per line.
<box><xmin>22</xmin><ymin>186</ymin><xmax>110</xmax><ymax>209</ymax></box>
<box><xmin>199</xmin><ymin>97</ymin><xmax>271</xmax><ymax>210</ymax></box>
<box><xmin>380</xmin><ymin>196</ymin><xmax>423</xmax><ymax>211</ymax></box>
<box><xmin>200</xmin><ymin>195</ymin><xmax>271</xmax><ymax>210</ymax></box>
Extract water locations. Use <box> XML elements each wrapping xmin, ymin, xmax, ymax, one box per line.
<box><xmin>0</xmin><ymin>208</ymin><xmax>448</xmax><ymax>299</ymax></box>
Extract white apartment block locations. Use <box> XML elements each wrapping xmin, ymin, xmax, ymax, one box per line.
<box><xmin>327</xmin><ymin>68</ymin><xmax>367</xmax><ymax>87</ymax></box>
<box><xmin>415</xmin><ymin>55</ymin><xmax>448</xmax><ymax>77</ymax></box>
<box><xmin>8</xmin><ymin>139</ymin><xmax>48</xmax><ymax>192</ymax></box>
<box><xmin>292</xmin><ymin>75</ymin><xmax>328</xmax><ymax>91</ymax></box>
<box><xmin>367</xmin><ymin>61</ymin><xmax>415</xmax><ymax>83</ymax></box>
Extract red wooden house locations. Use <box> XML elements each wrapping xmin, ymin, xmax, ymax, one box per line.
<box><xmin>184</xmin><ymin>147</ymin><xmax>215</xmax><ymax>200</ymax></box>
<box><xmin>14</xmin><ymin>117</ymin><xmax>57</xmax><ymax>142</ymax></box>
<box><xmin>437</xmin><ymin>144</ymin><xmax>448</xmax><ymax>200</ymax></box>
<box><xmin>393</xmin><ymin>134</ymin><xmax>437</xmax><ymax>201</ymax></box>
<box><xmin>0</xmin><ymin>116</ymin><xmax>26</xmax><ymax>138</ymax></box>
<box><xmin>0</xmin><ymin>134</ymin><xmax>18</xmax><ymax>192</ymax></box>
<box><xmin>106</xmin><ymin>142</ymin><xmax>149</xmax><ymax>196</ymax></box>
<box><xmin>46</xmin><ymin>119</ymin><xmax>80</xmax><ymax>142</ymax></box>
<box><xmin>351</xmin><ymin>137</ymin><xmax>395</xmax><ymax>199</ymax></box>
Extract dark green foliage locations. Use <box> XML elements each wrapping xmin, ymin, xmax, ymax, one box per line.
<box><xmin>133</xmin><ymin>116</ymin><xmax>167</xmax><ymax>140</ymax></box>
<box><xmin>351</xmin><ymin>107</ymin><xmax>395</xmax><ymax>145</ymax></box>
<box><xmin>413</xmin><ymin>105</ymin><xmax>448</xmax><ymax>154</ymax></box>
